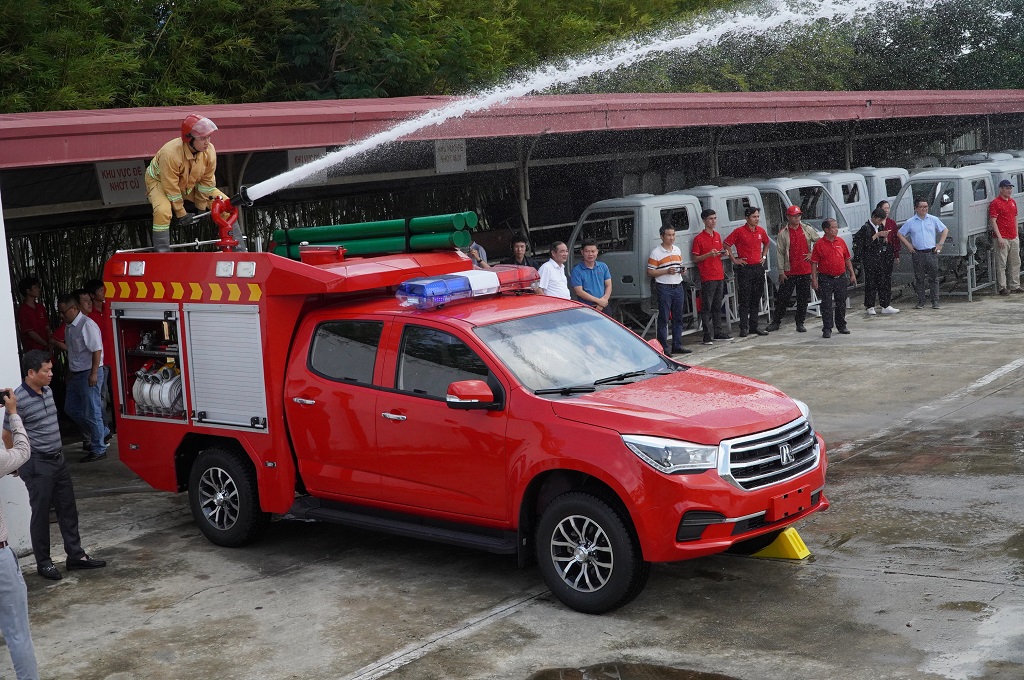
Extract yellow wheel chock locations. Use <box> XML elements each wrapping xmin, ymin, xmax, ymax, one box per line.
<box><xmin>752</xmin><ymin>527</ymin><xmax>811</xmax><ymax>560</ymax></box>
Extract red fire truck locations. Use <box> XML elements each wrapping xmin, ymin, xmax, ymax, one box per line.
<box><xmin>103</xmin><ymin>221</ymin><xmax>828</xmax><ymax>614</ymax></box>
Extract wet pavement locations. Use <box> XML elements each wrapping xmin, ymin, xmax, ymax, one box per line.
<box><xmin>8</xmin><ymin>289</ymin><xmax>1024</xmax><ymax>680</ymax></box>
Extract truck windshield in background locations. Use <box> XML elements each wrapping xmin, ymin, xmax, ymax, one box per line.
<box><xmin>575</xmin><ymin>210</ymin><xmax>635</xmax><ymax>253</ymax></box>
<box><xmin>475</xmin><ymin>307</ymin><xmax>671</xmax><ymax>392</ymax></box>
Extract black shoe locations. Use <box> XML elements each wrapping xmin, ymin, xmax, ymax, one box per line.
<box><xmin>796</xmin><ymin>323</ymin><xmax>807</xmax><ymax>333</ymax></box>
<box><xmin>932</xmin><ymin>303</ymin><xmax>941</xmax><ymax>309</ymax></box>
<box><xmin>104</xmin><ymin>432</ymin><xmax>112</xmax><ymax>444</ymax></box>
<box><xmin>702</xmin><ymin>337</ymin><xmax>714</xmax><ymax>346</ymax></box>
<box><xmin>822</xmin><ymin>330</ymin><xmax>832</xmax><ymax>338</ymax></box>
<box><xmin>38</xmin><ymin>563</ymin><xmax>62</xmax><ymax>581</ymax></box>
<box><xmin>671</xmin><ymin>347</ymin><xmax>692</xmax><ymax>355</ymax></box>
<box><xmin>80</xmin><ymin>451</ymin><xmax>107</xmax><ymax>463</ymax></box>
<box><xmin>754</xmin><ymin>328</ymin><xmax>769</xmax><ymax>336</ymax></box>
<box><xmin>914</xmin><ymin>303</ymin><xmax>925</xmax><ymax>309</ymax></box>
<box><xmin>837</xmin><ymin>328</ymin><xmax>851</xmax><ymax>335</ymax></box>
<box><xmin>67</xmin><ymin>555</ymin><xmax>106</xmax><ymax>570</ymax></box>
<box><xmin>765</xmin><ymin>321</ymin><xmax>781</xmax><ymax>332</ymax></box>
<box><xmin>738</xmin><ymin>329</ymin><xmax>749</xmax><ymax>337</ymax></box>
<box><xmin>713</xmin><ymin>333</ymin><xmax>732</xmax><ymax>340</ymax></box>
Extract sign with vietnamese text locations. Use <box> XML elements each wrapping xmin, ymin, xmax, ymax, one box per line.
<box><xmin>435</xmin><ymin>139</ymin><xmax>467</xmax><ymax>174</ymax></box>
<box><xmin>96</xmin><ymin>160</ymin><xmax>147</xmax><ymax>205</ymax></box>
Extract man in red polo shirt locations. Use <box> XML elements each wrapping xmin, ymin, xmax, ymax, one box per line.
<box><xmin>692</xmin><ymin>209</ymin><xmax>732</xmax><ymax>345</ymax></box>
<box><xmin>812</xmin><ymin>218</ymin><xmax>857</xmax><ymax>339</ymax></box>
<box><xmin>16</xmin><ymin>276</ymin><xmax>51</xmax><ymax>353</ymax></box>
<box><xmin>989</xmin><ymin>179</ymin><xmax>1021</xmax><ymax>295</ymax></box>
<box><xmin>724</xmin><ymin>206</ymin><xmax>771</xmax><ymax>337</ymax></box>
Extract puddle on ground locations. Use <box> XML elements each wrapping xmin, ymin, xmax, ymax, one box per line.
<box><xmin>528</xmin><ymin>663</ymin><xmax>739</xmax><ymax>680</ymax></box>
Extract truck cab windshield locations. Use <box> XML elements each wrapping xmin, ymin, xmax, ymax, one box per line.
<box><xmin>474</xmin><ymin>307</ymin><xmax>671</xmax><ymax>393</ymax></box>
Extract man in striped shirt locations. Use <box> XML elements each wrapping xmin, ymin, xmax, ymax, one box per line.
<box><xmin>2</xmin><ymin>350</ymin><xmax>106</xmax><ymax>581</ymax></box>
<box><xmin>647</xmin><ymin>225</ymin><xmax>691</xmax><ymax>355</ymax></box>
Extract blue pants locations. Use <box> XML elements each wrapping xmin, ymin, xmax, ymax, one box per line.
<box><xmin>655</xmin><ymin>283</ymin><xmax>685</xmax><ymax>352</ymax></box>
<box><xmin>65</xmin><ymin>370</ymin><xmax>108</xmax><ymax>455</ymax></box>
<box><xmin>0</xmin><ymin>547</ymin><xmax>38</xmax><ymax>679</ymax></box>
<box><xmin>911</xmin><ymin>249</ymin><xmax>940</xmax><ymax>306</ymax></box>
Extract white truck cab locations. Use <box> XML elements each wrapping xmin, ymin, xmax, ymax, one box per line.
<box><xmin>567</xmin><ymin>192</ymin><xmax>704</xmax><ymax>305</ymax></box>
<box><xmin>890</xmin><ymin>166</ymin><xmax>995</xmax><ymax>299</ymax></box>
<box><xmin>684</xmin><ymin>185</ymin><xmax>765</xmax><ymax>244</ymax></box>
<box><xmin>796</xmin><ymin>171</ymin><xmax>872</xmax><ymax>232</ymax></box>
<box><xmin>853</xmin><ymin>167</ymin><xmax>910</xmax><ymax>209</ymax></box>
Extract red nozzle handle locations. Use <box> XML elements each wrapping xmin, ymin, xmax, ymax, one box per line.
<box><xmin>211</xmin><ymin>197</ymin><xmax>239</xmax><ymax>251</ymax></box>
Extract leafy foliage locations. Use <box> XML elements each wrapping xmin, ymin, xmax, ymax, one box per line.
<box><xmin>2</xmin><ymin>0</ymin><xmax>1024</xmax><ymax>113</ymax></box>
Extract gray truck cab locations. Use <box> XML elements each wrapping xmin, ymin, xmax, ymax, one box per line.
<box><xmin>971</xmin><ymin>160</ymin><xmax>1024</xmax><ymax>227</ymax></box>
<box><xmin>684</xmin><ymin>185</ymin><xmax>765</xmax><ymax>244</ymax></box>
<box><xmin>890</xmin><ymin>166</ymin><xmax>995</xmax><ymax>299</ymax></box>
<box><xmin>796</xmin><ymin>171</ymin><xmax>872</xmax><ymax>233</ymax></box>
<box><xmin>854</xmin><ymin>167</ymin><xmax>910</xmax><ymax>209</ymax></box>
<box><xmin>567</xmin><ymin>192</ymin><xmax>704</xmax><ymax>306</ymax></box>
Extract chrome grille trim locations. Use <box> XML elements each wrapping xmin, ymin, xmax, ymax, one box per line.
<box><xmin>718</xmin><ymin>416</ymin><xmax>820</xmax><ymax>491</ymax></box>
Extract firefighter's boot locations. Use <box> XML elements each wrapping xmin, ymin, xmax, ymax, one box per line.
<box><xmin>152</xmin><ymin>229</ymin><xmax>171</xmax><ymax>253</ymax></box>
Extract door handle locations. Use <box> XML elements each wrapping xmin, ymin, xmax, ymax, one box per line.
<box><xmin>381</xmin><ymin>412</ymin><xmax>407</xmax><ymax>421</ymax></box>
<box><xmin>292</xmin><ymin>397</ymin><xmax>316</xmax><ymax>405</ymax></box>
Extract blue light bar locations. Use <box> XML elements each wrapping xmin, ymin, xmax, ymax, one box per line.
<box><xmin>396</xmin><ymin>275</ymin><xmax>474</xmax><ymax>309</ymax></box>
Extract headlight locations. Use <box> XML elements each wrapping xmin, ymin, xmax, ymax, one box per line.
<box><xmin>622</xmin><ymin>434</ymin><xmax>718</xmax><ymax>474</ymax></box>
<box><xmin>793</xmin><ymin>398</ymin><xmax>815</xmax><ymax>430</ymax></box>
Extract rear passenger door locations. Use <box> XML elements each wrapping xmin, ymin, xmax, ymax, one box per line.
<box><xmin>284</xmin><ymin>316</ymin><xmax>388</xmax><ymax>501</ymax></box>
<box><xmin>376</xmin><ymin>322</ymin><xmax>510</xmax><ymax>521</ymax></box>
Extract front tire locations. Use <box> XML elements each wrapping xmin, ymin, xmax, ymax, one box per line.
<box><xmin>188</xmin><ymin>447</ymin><xmax>270</xmax><ymax>547</ymax></box>
<box><xmin>535</xmin><ymin>492</ymin><xmax>649</xmax><ymax>614</ymax></box>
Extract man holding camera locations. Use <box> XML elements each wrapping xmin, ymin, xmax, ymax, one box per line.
<box><xmin>2</xmin><ymin>350</ymin><xmax>106</xmax><ymax>581</ymax></box>
<box><xmin>0</xmin><ymin>388</ymin><xmax>40</xmax><ymax>678</ymax></box>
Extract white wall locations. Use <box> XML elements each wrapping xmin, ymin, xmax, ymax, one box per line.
<box><xmin>0</xmin><ymin>186</ymin><xmax>33</xmax><ymax>554</ymax></box>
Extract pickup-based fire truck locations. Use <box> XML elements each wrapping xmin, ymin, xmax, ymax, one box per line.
<box><xmin>103</xmin><ymin>212</ymin><xmax>828</xmax><ymax>614</ymax></box>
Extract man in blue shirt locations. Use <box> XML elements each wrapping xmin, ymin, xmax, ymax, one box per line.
<box><xmin>897</xmin><ymin>199</ymin><xmax>949</xmax><ymax>309</ymax></box>
<box><xmin>570</xmin><ymin>239</ymin><xmax>612</xmax><ymax>312</ymax></box>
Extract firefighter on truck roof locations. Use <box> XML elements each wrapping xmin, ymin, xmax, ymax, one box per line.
<box><xmin>145</xmin><ymin>114</ymin><xmax>243</xmax><ymax>253</ymax></box>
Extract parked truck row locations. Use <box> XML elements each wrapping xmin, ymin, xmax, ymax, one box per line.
<box><xmin>566</xmin><ymin>152</ymin><xmax>1024</xmax><ymax>330</ymax></box>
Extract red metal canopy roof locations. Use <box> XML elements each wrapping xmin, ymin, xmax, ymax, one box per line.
<box><xmin>3</xmin><ymin>91</ymin><xmax>1024</xmax><ymax>170</ymax></box>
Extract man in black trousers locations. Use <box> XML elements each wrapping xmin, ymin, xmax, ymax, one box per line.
<box><xmin>2</xmin><ymin>350</ymin><xmax>106</xmax><ymax>581</ymax></box>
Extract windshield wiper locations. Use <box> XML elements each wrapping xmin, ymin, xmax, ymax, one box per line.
<box><xmin>534</xmin><ymin>385</ymin><xmax>597</xmax><ymax>396</ymax></box>
<box><xmin>593</xmin><ymin>370</ymin><xmax>648</xmax><ymax>386</ymax></box>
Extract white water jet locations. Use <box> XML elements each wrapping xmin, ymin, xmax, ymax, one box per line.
<box><xmin>245</xmin><ymin>0</ymin><xmax>924</xmax><ymax>202</ymax></box>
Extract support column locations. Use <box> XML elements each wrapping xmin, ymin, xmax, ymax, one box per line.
<box><xmin>518</xmin><ymin>136</ymin><xmax>541</xmax><ymax>246</ymax></box>
<box><xmin>0</xmin><ymin>185</ymin><xmax>33</xmax><ymax>555</ymax></box>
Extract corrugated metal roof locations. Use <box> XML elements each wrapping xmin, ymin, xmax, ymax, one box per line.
<box><xmin>3</xmin><ymin>91</ymin><xmax>1024</xmax><ymax>170</ymax></box>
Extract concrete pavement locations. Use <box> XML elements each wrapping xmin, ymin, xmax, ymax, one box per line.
<box><xmin>7</xmin><ymin>288</ymin><xmax>1024</xmax><ymax>680</ymax></box>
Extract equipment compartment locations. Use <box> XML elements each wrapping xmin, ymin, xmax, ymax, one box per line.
<box><xmin>111</xmin><ymin>304</ymin><xmax>186</xmax><ymax>420</ymax></box>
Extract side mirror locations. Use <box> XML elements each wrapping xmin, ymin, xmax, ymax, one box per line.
<box><xmin>446</xmin><ymin>380</ymin><xmax>498</xmax><ymax>410</ymax></box>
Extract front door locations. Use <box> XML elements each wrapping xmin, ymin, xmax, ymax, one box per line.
<box><xmin>376</xmin><ymin>323</ymin><xmax>509</xmax><ymax>521</ymax></box>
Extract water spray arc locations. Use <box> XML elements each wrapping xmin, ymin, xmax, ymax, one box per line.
<box><xmin>233</xmin><ymin>0</ymin><xmax>926</xmax><ymax>207</ymax></box>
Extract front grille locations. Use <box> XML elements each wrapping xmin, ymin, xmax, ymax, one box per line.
<box><xmin>723</xmin><ymin>418</ymin><xmax>818</xmax><ymax>490</ymax></box>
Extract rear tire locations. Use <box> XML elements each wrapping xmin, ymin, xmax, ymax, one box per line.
<box><xmin>535</xmin><ymin>492</ymin><xmax>649</xmax><ymax>614</ymax></box>
<box><xmin>188</xmin><ymin>447</ymin><xmax>270</xmax><ymax>547</ymax></box>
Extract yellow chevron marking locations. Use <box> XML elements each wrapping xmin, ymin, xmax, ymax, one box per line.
<box><xmin>171</xmin><ymin>282</ymin><xmax>184</xmax><ymax>300</ymax></box>
<box><xmin>152</xmin><ymin>282</ymin><xmax>165</xmax><ymax>299</ymax></box>
<box><xmin>227</xmin><ymin>283</ymin><xmax>241</xmax><ymax>302</ymax></box>
<box><xmin>209</xmin><ymin>283</ymin><xmax>223</xmax><ymax>301</ymax></box>
<box><xmin>248</xmin><ymin>284</ymin><xmax>262</xmax><ymax>302</ymax></box>
<box><xmin>104</xmin><ymin>282</ymin><xmax>115</xmax><ymax>299</ymax></box>
<box><xmin>135</xmin><ymin>282</ymin><xmax>148</xmax><ymax>298</ymax></box>
<box><xmin>189</xmin><ymin>283</ymin><xmax>202</xmax><ymax>300</ymax></box>
<box><xmin>119</xmin><ymin>282</ymin><xmax>130</xmax><ymax>299</ymax></box>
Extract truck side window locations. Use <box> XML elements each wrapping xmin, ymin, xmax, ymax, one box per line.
<box><xmin>885</xmin><ymin>177</ymin><xmax>903</xmax><ymax>197</ymax></box>
<box><xmin>578</xmin><ymin>210</ymin><xmax>635</xmax><ymax>253</ymax></box>
<box><xmin>725</xmin><ymin>197</ymin><xmax>751</xmax><ymax>222</ymax></box>
<box><xmin>972</xmin><ymin>180</ymin><xmax>988</xmax><ymax>201</ymax></box>
<box><xmin>841</xmin><ymin>183</ymin><xmax>860</xmax><ymax>204</ymax></box>
<box><xmin>309</xmin><ymin>320</ymin><xmax>383</xmax><ymax>384</ymax></box>
<box><xmin>397</xmin><ymin>326</ymin><xmax>490</xmax><ymax>399</ymax></box>
<box><xmin>660</xmin><ymin>207</ymin><xmax>690</xmax><ymax>232</ymax></box>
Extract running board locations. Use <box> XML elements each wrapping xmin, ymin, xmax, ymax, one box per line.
<box><xmin>287</xmin><ymin>498</ymin><xmax>519</xmax><ymax>554</ymax></box>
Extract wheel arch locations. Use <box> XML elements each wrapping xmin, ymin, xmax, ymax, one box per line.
<box><xmin>175</xmin><ymin>433</ymin><xmax>250</xmax><ymax>492</ymax></box>
<box><xmin>516</xmin><ymin>469</ymin><xmax>639</xmax><ymax>568</ymax></box>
